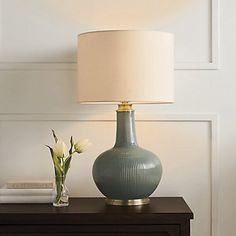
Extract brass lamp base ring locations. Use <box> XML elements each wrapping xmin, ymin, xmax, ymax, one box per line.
<box><xmin>105</xmin><ymin>198</ymin><xmax>150</xmax><ymax>206</ymax></box>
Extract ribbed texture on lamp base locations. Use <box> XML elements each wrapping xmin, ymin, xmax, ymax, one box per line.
<box><xmin>92</xmin><ymin>110</ymin><xmax>162</xmax><ymax>202</ymax></box>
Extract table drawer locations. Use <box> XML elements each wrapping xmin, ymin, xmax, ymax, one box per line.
<box><xmin>0</xmin><ymin>224</ymin><xmax>180</xmax><ymax>236</ymax></box>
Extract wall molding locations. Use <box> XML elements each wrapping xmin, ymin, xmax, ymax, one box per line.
<box><xmin>0</xmin><ymin>0</ymin><xmax>219</xmax><ymax>71</ymax></box>
<box><xmin>175</xmin><ymin>0</ymin><xmax>219</xmax><ymax>70</ymax></box>
<box><xmin>0</xmin><ymin>112</ymin><xmax>219</xmax><ymax>236</ymax></box>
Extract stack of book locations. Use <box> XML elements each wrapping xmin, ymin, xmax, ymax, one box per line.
<box><xmin>0</xmin><ymin>181</ymin><xmax>55</xmax><ymax>203</ymax></box>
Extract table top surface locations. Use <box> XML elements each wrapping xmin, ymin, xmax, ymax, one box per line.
<box><xmin>0</xmin><ymin>197</ymin><xmax>193</xmax><ymax>215</ymax></box>
<box><xmin>0</xmin><ymin>197</ymin><xmax>194</xmax><ymax>224</ymax></box>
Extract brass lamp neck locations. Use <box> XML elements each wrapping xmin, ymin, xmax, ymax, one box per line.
<box><xmin>117</xmin><ymin>102</ymin><xmax>133</xmax><ymax>112</ymax></box>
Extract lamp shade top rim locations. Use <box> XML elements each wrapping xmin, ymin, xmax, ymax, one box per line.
<box><xmin>78</xmin><ymin>30</ymin><xmax>174</xmax><ymax>38</ymax></box>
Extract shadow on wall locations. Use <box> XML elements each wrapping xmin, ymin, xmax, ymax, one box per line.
<box><xmin>1</xmin><ymin>0</ymin><xmax>192</xmax><ymax>63</ymax></box>
<box><xmin>43</xmin><ymin>0</ymin><xmax>191</xmax><ymax>29</ymax></box>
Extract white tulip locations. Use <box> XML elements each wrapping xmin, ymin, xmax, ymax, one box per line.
<box><xmin>74</xmin><ymin>139</ymin><xmax>92</xmax><ymax>153</ymax></box>
<box><xmin>53</xmin><ymin>140</ymin><xmax>67</xmax><ymax>158</ymax></box>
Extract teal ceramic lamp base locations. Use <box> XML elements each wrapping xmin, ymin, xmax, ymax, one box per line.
<box><xmin>92</xmin><ymin>103</ymin><xmax>162</xmax><ymax>206</ymax></box>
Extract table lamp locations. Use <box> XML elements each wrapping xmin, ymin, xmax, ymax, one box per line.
<box><xmin>77</xmin><ymin>30</ymin><xmax>174</xmax><ymax>206</ymax></box>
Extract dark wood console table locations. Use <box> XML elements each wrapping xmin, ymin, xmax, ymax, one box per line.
<box><xmin>0</xmin><ymin>197</ymin><xmax>193</xmax><ymax>235</ymax></box>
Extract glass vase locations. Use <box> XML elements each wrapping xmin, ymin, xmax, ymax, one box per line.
<box><xmin>53</xmin><ymin>176</ymin><xmax>69</xmax><ymax>207</ymax></box>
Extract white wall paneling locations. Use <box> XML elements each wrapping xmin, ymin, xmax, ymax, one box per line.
<box><xmin>0</xmin><ymin>0</ymin><xmax>219</xmax><ymax>71</ymax></box>
<box><xmin>175</xmin><ymin>0</ymin><xmax>219</xmax><ymax>70</ymax></box>
<box><xmin>0</xmin><ymin>112</ymin><xmax>218</xmax><ymax>236</ymax></box>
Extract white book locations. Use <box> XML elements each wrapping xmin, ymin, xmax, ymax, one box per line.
<box><xmin>0</xmin><ymin>188</ymin><xmax>55</xmax><ymax>196</ymax></box>
<box><xmin>0</xmin><ymin>195</ymin><xmax>55</xmax><ymax>204</ymax></box>
<box><xmin>6</xmin><ymin>181</ymin><xmax>54</xmax><ymax>189</ymax></box>
<box><xmin>6</xmin><ymin>181</ymin><xmax>53</xmax><ymax>189</ymax></box>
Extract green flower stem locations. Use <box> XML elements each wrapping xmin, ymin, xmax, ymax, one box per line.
<box><xmin>55</xmin><ymin>175</ymin><xmax>65</xmax><ymax>204</ymax></box>
<box><xmin>64</xmin><ymin>151</ymin><xmax>76</xmax><ymax>176</ymax></box>
<box><xmin>54</xmin><ymin>151</ymin><xmax>76</xmax><ymax>204</ymax></box>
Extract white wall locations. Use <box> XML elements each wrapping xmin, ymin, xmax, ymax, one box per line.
<box><xmin>0</xmin><ymin>0</ymin><xmax>235</xmax><ymax>236</ymax></box>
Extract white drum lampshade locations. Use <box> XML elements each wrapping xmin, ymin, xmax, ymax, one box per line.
<box><xmin>77</xmin><ymin>30</ymin><xmax>174</xmax><ymax>104</ymax></box>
